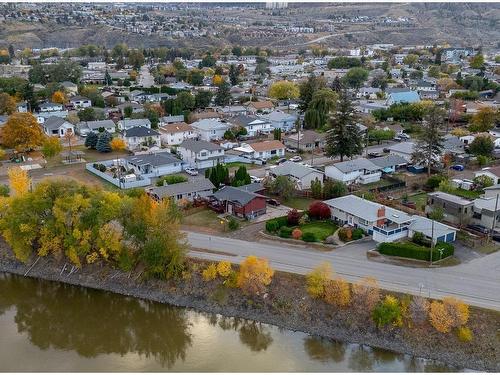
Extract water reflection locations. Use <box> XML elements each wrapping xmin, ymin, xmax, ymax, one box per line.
<box><xmin>0</xmin><ymin>273</ymin><xmax>192</xmax><ymax>368</ymax></box>
<box><xmin>304</xmin><ymin>336</ymin><xmax>346</xmax><ymax>363</ymax></box>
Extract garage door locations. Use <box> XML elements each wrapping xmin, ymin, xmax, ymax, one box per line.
<box><xmin>445</xmin><ymin>232</ymin><xmax>455</xmax><ymax>242</ymax></box>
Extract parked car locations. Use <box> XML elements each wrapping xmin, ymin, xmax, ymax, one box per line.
<box><xmin>289</xmin><ymin>155</ymin><xmax>302</xmax><ymax>162</ymax></box>
<box><xmin>184</xmin><ymin>167</ymin><xmax>198</xmax><ymax>176</ymax></box>
<box><xmin>399</xmin><ymin>133</ymin><xmax>410</xmax><ymax>140</ymax></box>
<box><xmin>285</xmin><ymin>147</ymin><xmax>297</xmax><ymax>153</ymax></box>
<box><xmin>266</xmin><ymin>198</ymin><xmax>281</xmax><ymax>206</ymax></box>
<box><xmin>467</xmin><ymin>224</ymin><xmax>489</xmax><ymax>234</ymax></box>
<box><xmin>492</xmin><ymin>233</ymin><xmax>500</xmax><ymax>242</ymax></box>
<box><xmin>368</xmin><ymin>152</ymin><xmax>384</xmax><ymax>159</ymax></box>
<box><xmin>393</xmin><ymin>136</ymin><xmax>403</xmax><ymax>142</ymax></box>
<box><xmin>383</xmin><ymin>148</ymin><xmax>391</xmax><ymax>153</ymax></box>
<box><xmin>250</xmin><ymin>175</ymin><xmax>262</xmax><ymax>183</ymax></box>
<box><xmin>276</xmin><ymin>158</ymin><xmax>287</xmax><ymax>165</ymax></box>
<box><xmin>450</xmin><ymin>164</ymin><xmax>465</xmax><ymax>171</ymax></box>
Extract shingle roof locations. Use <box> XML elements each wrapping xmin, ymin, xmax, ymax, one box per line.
<box><xmin>124</xmin><ymin>151</ymin><xmax>179</xmax><ymax>167</ymax></box>
<box><xmin>236</xmin><ymin>182</ymin><xmax>264</xmax><ymax>193</ymax></box>
<box><xmin>82</xmin><ymin>120</ymin><xmax>115</xmax><ymax>130</ymax></box>
<box><xmin>160</xmin><ymin>122</ymin><xmax>193</xmax><ymax>133</ymax></box>
<box><xmin>43</xmin><ymin>116</ymin><xmax>69</xmax><ymax>130</ymax></box>
<box><xmin>370</xmin><ymin>155</ymin><xmax>408</xmax><ymax>169</ymax></box>
<box><xmin>191</xmin><ymin>118</ymin><xmax>229</xmax><ymax>131</ymax></box>
<box><xmin>427</xmin><ymin>191</ymin><xmax>473</xmax><ymax>206</ymax></box>
<box><xmin>124</xmin><ymin>126</ymin><xmax>160</xmax><ymax>138</ymax></box>
<box><xmin>249</xmin><ymin>140</ymin><xmax>285</xmax><ymax>152</ymax></box>
<box><xmin>212</xmin><ymin>185</ymin><xmax>263</xmax><ymax>206</ymax></box>
<box><xmin>120</xmin><ymin>118</ymin><xmax>151</xmax><ymax>128</ymax></box>
<box><xmin>331</xmin><ymin>158</ymin><xmax>380</xmax><ymax>173</ymax></box>
<box><xmin>272</xmin><ymin>161</ymin><xmax>323</xmax><ymax>179</ymax></box>
<box><xmin>262</xmin><ymin>110</ymin><xmax>296</xmax><ymax>122</ymax></box>
<box><xmin>178</xmin><ymin>139</ymin><xmax>223</xmax><ymax>153</ymax></box>
<box><xmin>387</xmin><ymin>91</ymin><xmax>420</xmax><ymax>104</ymax></box>
<box><xmin>150</xmin><ymin>178</ymin><xmax>215</xmax><ymax>199</ymax></box>
<box><xmin>161</xmin><ymin>115</ymin><xmax>185</xmax><ymax>124</ymax></box>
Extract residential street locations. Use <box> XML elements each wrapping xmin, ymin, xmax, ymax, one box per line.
<box><xmin>186</xmin><ymin>231</ymin><xmax>500</xmax><ymax>311</ymax></box>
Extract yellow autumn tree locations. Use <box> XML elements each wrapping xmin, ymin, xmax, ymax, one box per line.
<box><xmin>429</xmin><ymin>300</ymin><xmax>453</xmax><ymax>333</ymax></box>
<box><xmin>443</xmin><ymin>297</ymin><xmax>469</xmax><ymax>328</ymax></box>
<box><xmin>324</xmin><ymin>278</ymin><xmax>351</xmax><ymax>307</ymax></box>
<box><xmin>8</xmin><ymin>167</ymin><xmax>30</xmax><ymax>196</ymax></box>
<box><xmin>0</xmin><ymin>92</ymin><xmax>17</xmax><ymax>115</ymax></box>
<box><xmin>212</xmin><ymin>74</ymin><xmax>224</xmax><ymax>86</ymax></box>
<box><xmin>217</xmin><ymin>260</ymin><xmax>232</xmax><ymax>277</ymax></box>
<box><xmin>51</xmin><ymin>90</ymin><xmax>67</xmax><ymax>104</ymax></box>
<box><xmin>41</xmin><ymin>136</ymin><xmax>63</xmax><ymax>159</ymax></box>
<box><xmin>306</xmin><ymin>262</ymin><xmax>333</xmax><ymax>298</ymax></box>
<box><xmin>110</xmin><ymin>137</ymin><xmax>127</xmax><ymax>151</ymax></box>
<box><xmin>96</xmin><ymin>221</ymin><xmax>124</xmax><ymax>261</ymax></box>
<box><xmin>237</xmin><ymin>256</ymin><xmax>274</xmax><ymax>295</ymax></box>
<box><xmin>2</xmin><ymin>113</ymin><xmax>46</xmax><ymax>152</ymax></box>
<box><xmin>202</xmin><ymin>263</ymin><xmax>218</xmax><ymax>281</ymax></box>
<box><xmin>268</xmin><ymin>80</ymin><xmax>300</xmax><ymax>100</ymax></box>
<box><xmin>450</xmin><ymin>128</ymin><xmax>470</xmax><ymax>137</ymax></box>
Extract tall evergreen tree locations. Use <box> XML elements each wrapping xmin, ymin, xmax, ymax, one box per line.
<box><xmin>411</xmin><ymin>106</ymin><xmax>445</xmax><ymax>176</ymax></box>
<box><xmin>232</xmin><ymin>166</ymin><xmax>251</xmax><ymax>187</ymax></box>
<box><xmin>104</xmin><ymin>69</ymin><xmax>113</xmax><ymax>86</ymax></box>
<box><xmin>298</xmin><ymin>74</ymin><xmax>326</xmax><ymax>112</ymax></box>
<box><xmin>324</xmin><ymin>91</ymin><xmax>363</xmax><ymax>162</ymax></box>
<box><xmin>96</xmin><ymin>131</ymin><xmax>112</xmax><ymax>153</ymax></box>
<box><xmin>229</xmin><ymin>64</ymin><xmax>239</xmax><ymax>86</ymax></box>
<box><xmin>331</xmin><ymin>76</ymin><xmax>343</xmax><ymax>92</ymax></box>
<box><xmin>304</xmin><ymin>89</ymin><xmax>337</xmax><ymax>130</ymax></box>
<box><xmin>84</xmin><ymin>131</ymin><xmax>99</xmax><ymax>149</ymax></box>
<box><xmin>214</xmin><ymin>80</ymin><xmax>231</xmax><ymax>106</ymax></box>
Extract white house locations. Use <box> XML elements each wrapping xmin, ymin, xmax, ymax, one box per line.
<box><xmin>229</xmin><ymin>115</ymin><xmax>273</xmax><ymax>137</ymax></box>
<box><xmin>148</xmin><ymin>178</ymin><xmax>215</xmax><ymax>202</ymax></box>
<box><xmin>234</xmin><ymin>140</ymin><xmax>285</xmax><ymax>160</ymax></box>
<box><xmin>118</xmin><ymin>118</ymin><xmax>151</xmax><ymax>131</ymax></box>
<box><xmin>177</xmin><ymin>139</ymin><xmax>225</xmax><ymax>169</ymax></box>
<box><xmin>325</xmin><ymin>158</ymin><xmax>382</xmax><ymax>185</ymax></box>
<box><xmin>42</xmin><ymin>116</ymin><xmax>75</xmax><ymax>137</ymax></box>
<box><xmin>122</xmin><ymin>126</ymin><xmax>161</xmax><ymax>150</ymax></box>
<box><xmin>159</xmin><ymin>115</ymin><xmax>185</xmax><ymax>126</ymax></box>
<box><xmin>191</xmin><ymin>118</ymin><xmax>230</xmax><ymax>141</ymax></box>
<box><xmin>159</xmin><ymin>122</ymin><xmax>197</xmax><ymax>146</ymax></box>
<box><xmin>357</xmin><ymin>87</ymin><xmax>381</xmax><ymax>99</ymax></box>
<box><xmin>77</xmin><ymin>120</ymin><xmax>116</xmax><ymax>136</ymax></box>
<box><xmin>387</xmin><ymin>142</ymin><xmax>415</xmax><ymax>162</ymax></box>
<box><xmin>324</xmin><ymin>195</ymin><xmax>456</xmax><ymax>244</ymax></box>
<box><xmin>39</xmin><ymin>102</ymin><xmax>64</xmax><ymax>113</ymax></box>
<box><xmin>261</xmin><ymin>110</ymin><xmax>297</xmax><ymax>132</ymax></box>
<box><xmin>385</xmin><ymin>90</ymin><xmax>420</xmax><ymax>105</ymax></box>
<box><xmin>69</xmin><ymin>95</ymin><xmax>92</xmax><ymax>109</ymax></box>
<box><xmin>474</xmin><ymin>166</ymin><xmax>500</xmax><ymax>185</ymax></box>
<box><xmin>123</xmin><ymin>152</ymin><xmax>183</xmax><ymax>177</ymax></box>
<box><xmin>270</xmin><ymin>161</ymin><xmax>324</xmax><ymax>190</ymax></box>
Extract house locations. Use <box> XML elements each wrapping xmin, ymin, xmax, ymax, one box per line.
<box><xmin>16</xmin><ymin>101</ymin><xmax>28</xmax><ymax>113</ymax></box>
<box><xmin>77</xmin><ymin>120</ymin><xmax>116</xmax><ymax>136</ymax></box>
<box><xmin>370</xmin><ymin>154</ymin><xmax>407</xmax><ymax>171</ymax></box>
<box><xmin>472</xmin><ymin>197</ymin><xmax>500</xmax><ymax>230</ymax></box>
<box><xmin>357</xmin><ymin>87</ymin><xmax>381</xmax><ymax>99</ymax></box>
<box><xmin>426</xmin><ymin>192</ymin><xmax>473</xmax><ymax>226</ymax></box>
<box><xmin>283</xmin><ymin>130</ymin><xmax>325</xmax><ymax>152</ymax></box>
<box><xmin>191</xmin><ymin>118</ymin><xmax>230</xmax><ymax>141</ymax></box>
<box><xmin>270</xmin><ymin>161</ymin><xmax>324</xmax><ymax>190</ymax></box>
<box><xmin>482</xmin><ymin>184</ymin><xmax>500</xmax><ymax>199</ymax></box>
<box><xmin>325</xmin><ymin>158</ymin><xmax>382</xmax><ymax>185</ymax></box>
<box><xmin>387</xmin><ymin>142</ymin><xmax>415</xmax><ymax>162</ymax></box>
<box><xmin>123</xmin><ymin>152</ymin><xmax>182</xmax><ymax>177</ymax></box>
<box><xmin>69</xmin><ymin>95</ymin><xmax>92</xmax><ymax>109</ymax></box>
<box><xmin>261</xmin><ymin>110</ymin><xmax>297</xmax><ymax>132</ymax></box>
<box><xmin>118</xmin><ymin>118</ymin><xmax>151</xmax><ymax>131</ymax></box>
<box><xmin>117</xmin><ymin>102</ymin><xmax>144</xmax><ymax>115</ymax></box>
<box><xmin>229</xmin><ymin>115</ymin><xmax>273</xmax><ymax>137</ymax></box>
<box><xmin>159</xmin><ymin>115</ymin><xmax>185</xmax><ymax>126</ymax></box>
<box><xmin>122</xmin><ymin>126</ymin><xmax>161</xmax><ymax>150</ymax></box>
<box><xmin>189</xmin><ymin>110</ymin><xmax>222</xmax><ymax>122</ymax></box>
<box><xmin>324</xmin><ymin>195</ymin><xmax>456</xmax><ymax>244</ymax></box>
<box><xmin>441</xmin><ymin>47</ymin><xmax>474</xmax><ymax>63</ymax></box>
<box><xmin>42</xmin><ymin>116</ymin><xmax>75</xmax><ymax>137</ymax></box>
<box><xmin>211</xmin><ymin>185</ymin><xmax>267</xmax><ymax>220</ymax></box>
<box><xmin>246</xmin><ymin>100</ymin><xmax>274</xmax><ymax>114</ymax></box>
<box><xmin>411</xmin><ymin>80</ymin><xmax>436</xmax><ymax>92</ymax></box>
<box><xmin>159</xmin><ymin>122</ymin><xmax>196</xmax><ymax>146</ymax></box>
<box><xmin>474</xmin><ymin>166</ymin><xmax>500</xmax><ymax>185</ymax></box>
<box><xmin>148</xmin><ymin>178</ymin><xmax>215</xmax><ymax>202</ymax></box>
<box><xmin>177</xmin><ymin>139</ymin><xmax>225</xmax><ymax>169</ymax></box>
<box><xmin>385</xmin><ymin>90</ymin><xmax>420</xmax><ymax>105</ymax></box>
<box><xmin>39</xmin><ymin>102</ymin><xmax>64</xmax><ymax>113</ymax></box>
<box><xmin>235</xmin><ymin>140</ymin><xmax>285</xmax><ymax>160</ymax></box>
<box><xmin>374</xmin><ymin>123</ymin><xmax>404</xmax><ymax>136</ymax></box>
<box><xmin>60</xmin><ymin>81</ymin><xmax>78</xmax><ymax>95</ymax></box>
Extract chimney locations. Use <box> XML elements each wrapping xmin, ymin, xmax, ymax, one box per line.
<box><xmin>376</xmin><ymin>206</ymin><xmax>385</xmax><ymax>227</ymax></box>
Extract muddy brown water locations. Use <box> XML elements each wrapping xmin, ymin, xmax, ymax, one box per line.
<box><xmin>0</xmin><ymin>273</ymin><xmax>459</xmax><ymax>372</ymax></box>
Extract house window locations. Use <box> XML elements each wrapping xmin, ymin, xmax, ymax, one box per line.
<box><xmin>464</xmin><ymin>208</ymin><xmax>467</xmax><ymax>213</ymax></box>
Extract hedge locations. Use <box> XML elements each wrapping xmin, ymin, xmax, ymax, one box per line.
<box><xmin>265</xmin><ymin>216</ymin><xmax>288</xmax><ymax>233</ymax></box>
<box><xmin>301</xmin><ymin>232</ymin><xmax>316</xmax><ymax>242</ymax></box>
<box><xmin>352</xmin><ymin>228</ymin><xmax>364</xmax><ymax>240</ymax></box>
<box><xmin>378</xmin><ymin>241</ymin><xmax>454</xmax><ymax>262</ymax></box>
<box><xmin>279</xmin><ymin>226</ymin><xmax>293</xmax><ymax>238</ymax></box>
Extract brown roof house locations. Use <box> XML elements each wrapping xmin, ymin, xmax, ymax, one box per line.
<box><xmin>245</xmin><ymin>100</ymin><xmax>275</xmax><ymax>114</ymax></box>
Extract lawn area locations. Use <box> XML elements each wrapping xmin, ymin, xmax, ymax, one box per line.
<box><xmin>181</xmin><ymin>208</ymin><xmax>247</xmax><ymax>233</ymax></box>
<box><xmin>408</xmin><ymin>192</ymin><xmax>428</xmax><ymax>210</ymax></box>
<box><xmin>223</xmin><ymin>162</ymin><xmax>258</xmax><ymax>170</ymax></box>
<box><xmin>299</xmin><ymin>221</ymin><xmax>337</xmax><ymax>241</ymax></box>
<box><xmin>360</xmin><ymin>178</ymin><xmax>395</xmax><ymax>190</ymax></box>
<box><xmin>451</xmin><ymin>188</ymin><xmax>482</xmax><ymax>200</ymax></box>
<box><xmin>282</xmin><ymin>196</ymin><xmax>315</xmax><ymax>210</ymax></box>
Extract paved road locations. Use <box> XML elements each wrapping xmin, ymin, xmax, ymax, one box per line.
<box><xmin>186</xmin><ymin>231</ymin><xmax>500</xmax><ymax>310</ymax></box>
<box><xmin>138</xmin><ymin>65</ymin><xmax>155</xmax><ymax>88</ymax></box>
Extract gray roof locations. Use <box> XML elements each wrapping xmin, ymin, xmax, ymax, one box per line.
<box><xmin>271</xmin><ymin>161</ymin><xmax>323</xmax><ymax>179</ymax></box>
<box><xmin>331</xmin><ymin>158</ymin><xmax>380</xmax><ymax>173</ymax></box>
<box><xmin>43</xmin><ymin>116</ymin><xmax>70</xmax><ymax>131</ymax></box>
<box><xmin>427</xmin><ymin>191</ymin><xmax>473</xmax><ymax>206</ymax></box>
<box><xmin>212</xmin><ymin>185</ymin><xmax>263</xmax><ymax>206</ymax></box>
<box><xmin>178</xmin><ymin>139</ymin><xmax>223</xmax><ymax>153</ymax></box>
<box><xmin>161</xmin><ymin>115</ymin><xmax>185</xmax><ymax>124</ymax></box>
<box><xmin>473</xmin><ymin>197</ymin><xmax>500</xmax><ymax>213</ymax></box>
<box><xmin>81</xmin><ymin>120</ymin><xmax>115</xmax><ymax>130</ymax></box>
<box><xmin>236</xmin><ymin>182</ymin><xmax>264</xmax><ymax>193</ymax></box>
<box><xmin>370</xmin><ymin>154</ymin><xmax>408</xmax><ymax>169</ymax></box>
<box><xmin>409</xmin><ymin>216</ymin><xmax>456</xmax><ymax>239</ymax></box>
<box><xmin>262</xmin><ymin>110</ymin><xmax>296</xmax><ymax>122</ymax></box>
<box><xmin>191</xmin><ymin>118</ymin><xmax>229</xmax><ymax>131</ymax></box>
<box><xmin>120</xmin><ymin>118</ymin><xmax>151</xmax><ymax>128</ymax></box>
<box><xmin>150</xmin><ymin>178</ymin><xmax>215</xmax><ymax>199</ymax></box>
<box><xmin>123</xmin><ymin>126</ymin><xmax>160</xmax><ymax>138</ymax></box>
<box><xmin>230</xmin><ymin>115</ymin><xmax>267</xmax><ymax>127</ymax></box>
<box><xmin>125</xmin><ymin>152</ymin><xmax>179</xmax><ymax>167</ymax></box>
<box><xmin>70</xmin><ymin>95</ymin><xmax>90</xmax><ymax>102</ymax></box>
<box><xmin>388</xmin><ymin>142</ymin><xmax>415</xmax><ymax>155</ymax></box>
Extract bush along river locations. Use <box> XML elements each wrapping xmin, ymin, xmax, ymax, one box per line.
<box><xmin>0</xmin><ymin>272</ymin><xmax>459</xmax><ymax>372</ymax></box>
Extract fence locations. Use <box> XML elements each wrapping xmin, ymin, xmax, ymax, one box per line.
<box><xmin>86</xmin><ymin>162</ymin><xmax>151</xmax><ymax>189</ymax></box>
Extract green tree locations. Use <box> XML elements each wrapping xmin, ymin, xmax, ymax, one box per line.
<box><xmin>428</xmin><ymin>207</ymin><xmax>444</xmax><ymax>221</ymax></box>
<box><xmin>368</xmin><ymin>129</ymin><xmax>395</xmax><ymax>145</ymax></box>
<box><xmin>403</xmin><ymin>54</ymin><xmax>419</xmax><ymax>67</ymax></box>
<box><xmin>229</xmin><ymin>64</ymin><xmax>239</xmax><ymax>86</ymax></box>
<box><xmin>175</xmin><ymin>91</ymin><xmax>195</xmax><ymax>111</ymax></box>
<box><xmin>78</xmin><ymin>108</ymin><xmax>97</xmax><ymax>121</ymax></box>
<box><xmin>84</xmin><ymin>131</ymin><xmax>99</xmax><ymax>149</ymax></box>
<box><xmin>273</xmin><ymin>128</ymin><xmax>282</xmax><ymax>141</ymax></box>
<box><xmin>199</xmin><ymin>53</ymin><xmax>216</xmax><ymax>68</ymax></box>
<box><xmin>104</xmin><ymin>69</ymin><xmax>113</xmax><ymax>86</ymax></box>
<box><xmin>372</xmin><ymin>295</ymin><xmax>402</xmax><ymax>328</ymax></box>
<box><xmin>468</xmin><ymin>135</ymin><xmax>494</xmax><ymax>157</ymax></box>
<box><xmin>232</xmin><ymin>46</ymin><xmax>243</xmax><ymax>56</ymax></box>
<box><xmin>41</xmin><ymin>137</ymin><xmax>63</xmax><ymax>158</ymax></box>
<box><xmin>268</xmin><ymin>175</ymin><xmax>295</xmax><ymax>200</ymax></box>
<box><xmin>128</xmin><ymin>50</ymin><xmax>145</xmax><ymax>70</ymax></box>
<box><xmin>206</xmin><ymin>163</ymin><xmax>230</xmax><ymax>189</ymax></box>
<box><xmin>428</xmin><ymin>65</ymin><xmax>441</xmax><ymax>78</ymax></box>
<box><xmin>195</xmin><ymin>90</ymin><xmax>213</xmax><ymax>108</ymax></box>
<box><xmin>299</xmin><ymin>74</ymin><xmax>327</xmax><ymax>112</ymax></box>
<box><xmin>311</xmin><ymin>178</ymin><xmax>323</xmax><ymax>199</ymax></box>
<box><xmin>327</xmin><ymin>57</ymin><xmax>361</xmax><ymax>69</ymax></box>
<box><xmin>268</xmin><ymin>80</ymin><xmax>299</xmax><ymax>100</ymax></box>
<box><xmin>96</xmin><ymin>131</ymin><xmax>112</xmax><ymax>153</ymax></box>
<box><xmin>342</xmin><ymin>67</ymin><xmax>368</xmax><ymax>89</ymax></box>
<box><xmin>411</xmin><ymin>106</ymin><xmax>445</xmax><ymax>176</ymax></box>
<box><xmin>124</xmin><ymin>106</ymin><xmax>133</xmax><ymax>118</ymax></box>
<box><xmin>232</xmin><ymin>166</ymin><xmax>251</xmax><ymax>187</ymax></box>
<box><xmin>323</xmin><ymin>180</ymin><xmax>347</xmax><ymax>199</ymax></box>
<box><xmin>324</xmin><ymin>91</ymin><xmax>363</xmax><ymax>162</ymax></box>
<box><xmin>304</xmin><ymin>89</ymin><xmax>338</xmax><ymax>130</ymax></box>
<box><xmin>188</xmin><ymin>69</ymin><xmax>204</xmax><ymax>86</ymax></box>
<box><xmin>469</xmin><ymin>107</ymin><xmax>498</xmax><ymax>132</ymax></box>
<box><xmin>469</xmin><ymin>54</ymin><xmax>484</xmax><ymax>69</ymax></box>
<box><xmin>214</xmin><ymin>81</ymin><xmax>231</xmax><ymax>106</ymax></box>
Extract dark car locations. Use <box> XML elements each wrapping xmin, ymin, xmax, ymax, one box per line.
<box><xmin>383</xmin><ymin>148</ymin><xmax>391</xmax><ymax>153</ymax></box>
<box><xmin>266</xmin><ymin>198</ymin><xmax>281</xmax><ymax>206</ymax></box>
<box><xmin>467</xmin><ymin>224</ymin><xmax>490</xmax><ymax>234</ymax></box>
<box><xmin>492</xmin><ymin>233</ymin><xmax>500</xmax><ymax>242</ymax></box>
<box><xmin>276</xmin><ymin>158</ymin><xmax>287</xmax><ymax>165</ymax></box>
<box><xmin>450</xmin><ymin>164</ymin><xmax>465</xmax><ymax>171</ymax></box>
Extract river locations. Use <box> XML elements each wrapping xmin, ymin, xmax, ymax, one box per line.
<box><xmin>0</xmin><ymin>273</ymin><xmax>457</xmax><ymax>372</ymax></box>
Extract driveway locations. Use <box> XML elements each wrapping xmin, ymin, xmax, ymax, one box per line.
<box><xmin>253</xmin><ymin>204</ymin><xmax>291</xmax><ymax>223</ymax></box>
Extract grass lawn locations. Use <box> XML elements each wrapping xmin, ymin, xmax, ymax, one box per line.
<box><xmin>223</xmin><ymin>162</ymin><xmax>257</xmax><ymax>169</ymax></box>
<box><xmin>182</xmin><ymin>209</ymin><xmax>247</xmax><ymax>233</ymax></box>
<box><xmin>299</xmin><ymin>221</ymin><xmax>337</xmax><ymax>241</ymax></box>
<box><xmin>281</xmin><ymin>196</ymin><xmax>315</xmax><ymax>210</ymax></box>
<box><xmin>360</xmin><ymin>178</ymin><xmax>394</xmax><ymax>190</ymax></box>
<box><xmin>451</xmin><ymin>188</ymin><xmax>482</xmax><ymax>200</ymax></box>
<box><xmin>408</xmin><ymin>192</ymin><xmax>428</xmax><ymax>210</ymax></box>
<box><xmin>476</xmin><ymin>242</ymin><xmax>500</xmax><ymax>254</ymax></box>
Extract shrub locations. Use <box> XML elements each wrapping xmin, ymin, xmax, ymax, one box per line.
<box><xmin>156</xmin><ymin>174</ymin><xmax>188</xmax><ymax>186</ymax></box>
<box><xmin>291</xmin><ymin>228</ymin><xmax>302</xmax><ymax>240</ymax></box>
<box><xmin>308</xmin><ymin>201</ymin><xmax>331</xmax><ymax>220</ymax></box>
<box><xmin>324</xmin><ymin>278</ymin><xmax>351</xmax><ymax>307</ymax></box>
<box><xmin>352</xmin><ymin>228</ymin><xmax>364</xmax><ymax>240</ymax></box>
<box><xmin>236</xmin><ymin>256</ymin><xmax>274</xmax><ymax>295</ymax></box>
<box><xmin>372</xmin><ymin>295</ymin><xmax>402</xmax><ymax>328</ymax></box>
<box><xmin>412</xmin><ymin>231</ymin><xmax>430</xmax><ymax>247</ymax></box>
<box><xmin>216</xmin><ymin>260</ymin><xmax>232</xmax><ymax>277</ymax></box>
<box><xmin>306</xmin><ymin>262</ymin><xmax>332</xmax><ymax>298</ymax></box>
<box><xmin>298</xmin><ymin>213</ymin><xmax>310</xmax><ymax>225</ymax></box>
<box><xmin>202</xmin><ymin>263</ymin><xmax>218</xmax><ymax>281</ymax></box>
<box><xmin>228</xmin><ymin>217</ymin><xmax>240</xmax><ymax>231</ymax></box>
<box><xmin>338</xmin><ymin>227</ymin><xmax>352</xmax><ymax>242</ymax></box>
<box><xmin>0</xmin><ymin>184</ymin><xmax>9</xmax><ymax>197</ymax></box>
<box><xmin>443</xmin><ymin>297</ymin><xmax>469</xmax><ymax>327</ymax></box>
<box><xmin>301</xmin><ymin>232</ymin><xmax>316</xmax><ymax>242</ymax></box>
<box><xmin>457</xmin><ymin>326</ymin><xmax>473</xmax><ymax>342</ymax></box>
<box><xmin>279</xmin><ymin>226</ymin><xmax>293</xmax><ymax>238</ymax></box>
<box><xmin>426</xmin><ymin>175</ymin><xmax>446</xmax><ymax>189</ymax></box>
<box><xmin>378</xmin><ymin>242</ymin><xmax>454</xmax><ymax>262</ymax></box>
<box><xmin>429</xmin><ymin>300</ymin><xmax>453</xmax><ymax>333</ymax></box>
<box><xmin>266</xmin><ymin>216</ymin><xmax>288</xmax><ymax>233</ymax></box>
<box><xmin>287</xmin><ymin>209</ymin><xmax>301</xmax><ymax>226</ymax></box>
<box><xmin>352</xmin><ymin>277</ymin><xmax>380</xmax><ymax>314</ymax></box>
<box><xmin>410</xmin><ymin>296</ymin><xmax>429</xmax><ymax>326</ymax></box>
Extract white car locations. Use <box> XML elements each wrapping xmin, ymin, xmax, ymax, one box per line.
<box><xmin>250</xmin><ymin>176</ymin><xmax>262</xmax><ymax>183</ymax></box>
<box><xmin>285</xmin><ymin>148</ymin><xmax>297</xmax><ymax>153</ymax></box>
<box><xmin>184</xmin><ymin>168</ymin><xmax>199</xmax><ymax>176</ymax></box>
<box><xmin>289</xmin><ymin>155</ymin><xmax>302</xmax><ymax>162</ymax></box>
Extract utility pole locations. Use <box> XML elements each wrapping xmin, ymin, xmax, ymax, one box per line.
<box><xmin>489</xmin><ymin>193</ymin><xmax>499</xmax><ymax>242</ymax></box>
<box><xmin>430</xmin><ymin>219</ymin><xmax>434</xmax><ymax>266</ymax></box>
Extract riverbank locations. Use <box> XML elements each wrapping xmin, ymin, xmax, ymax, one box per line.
<box><xmin>0</xmin><ymin>242</ymin><xmax>498</xmax><ymax>372</ymax></box>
